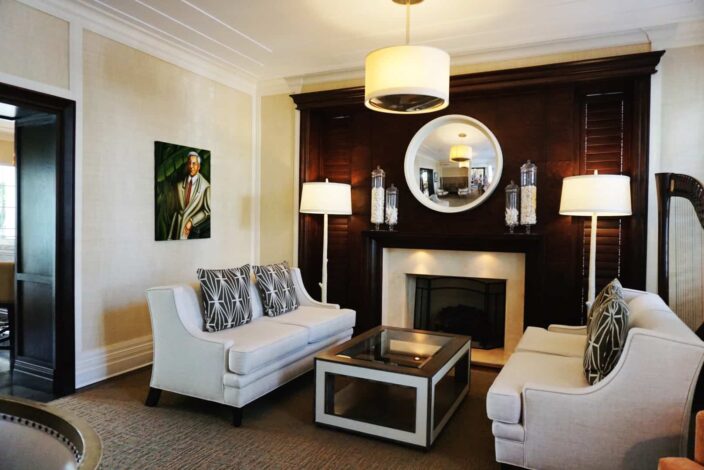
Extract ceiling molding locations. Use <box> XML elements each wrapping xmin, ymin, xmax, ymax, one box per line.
<box><xmin>18</xmin><ymin>0</ymin><xmax>257</xmax><ymax>95</ymax></box>
<box><xmin>646</xmin><ymin>19</ymin><xmax>704</xmax><ymax>49</ymax></box>
<box><xmin>268</xmin><ymin>28</ymin><xmax>652</xmax><ymax>96</ymax></box>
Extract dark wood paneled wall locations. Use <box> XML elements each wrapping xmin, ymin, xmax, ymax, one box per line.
<box><xmin>293</xmin><ymin>52</ymin><xmax>663</xmax><ymax>332</ymax></box>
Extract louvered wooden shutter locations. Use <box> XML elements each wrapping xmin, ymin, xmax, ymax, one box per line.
<box><xmin>580</xmin><ymin>92</ymin><xmax>628</xmax><ymax>315</ymax></box>
<box><xmin>320</xmin><ymin>113</ymin><xmax>351</xmax><ymax>305</ymax></box>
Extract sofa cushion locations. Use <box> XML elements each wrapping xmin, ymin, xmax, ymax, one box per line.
<box><xmin>584</xmin><ymin>282</ymin><xmax>630</xmax><ymax>385</ymax></box>
<box><xmin>210</xmin><ymin>319</ymin><xmax>308</xmax><ymax>374</ymax></box>
<box><xmin>515</xmin><ymin>327</ymin><xmax>586</xmax><ymax>358</ymax></box>
<box><xmin>268</xmin><ymin>306</ymin><xmax>356</xmax><ymax>343</ymax></box>
<box><xmin>486</xmin><ymin>352</ymin><xmax>587</xmax><ymax>424</ymax></box>
<box><xmin>253</xmin><ymin>262</ymin><xmax>299</xmax><ymax>317</ymax></box>
<box><xmin>196</xmin><ymin>265</ymin><xmax>252</xmax><ymax>332</ymax></box>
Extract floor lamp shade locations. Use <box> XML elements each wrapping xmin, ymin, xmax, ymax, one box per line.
<box><xmin>300</xmin><ymin>181</ymin><xmax>352</xmax><ymax>215</ymax></box>
<box><xmin>559</xmin><ymin>172</ymin><xmax>632</xmax><ymax>305</ymax></box>
<box><xmin>299</xmin><ymin>179</ymin><xmax>352</xmax><ymax>304</ymax></box>
<box><xmin>559</xmin><ymin>174</ymin><xmax>632</xmax><ymax>216</ymax></box>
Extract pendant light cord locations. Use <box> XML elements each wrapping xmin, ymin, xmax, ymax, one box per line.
<box><xmin>405</xmin><ymin>0</ymin><xmax>411</xmax><ymax>45</ymax></box>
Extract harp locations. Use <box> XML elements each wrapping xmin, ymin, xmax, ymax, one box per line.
<box><xmin>656</xmin><ymin>173</ymin><xmax>704</xmax><ymax>336</ymax></box>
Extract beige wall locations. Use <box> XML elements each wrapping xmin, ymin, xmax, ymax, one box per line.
<box><xmin>0</xmin><ymin>0</ymin><xmax>69</xmax><ymax>89</ymax></box>
<box><xmin>659</xmin><ymin>45</ymin><xmax>704</xmax><ymax>180</ymax></box>
<box><xmin>0</xmin><ymin>140</ymin><xmax>13</xmax><ymax>166</ymax></box>
<box><xmin>81</xmin><ymin>32</ymin><xmax>253</xmax><ymax>350</ymax></box>
<box><xmin>645</xmin><ymin>45</ymin><xmax>704</xmax><ymax>292</ymax></box>
<box><xmin>259</xmin><ymin>94</ymin><xmax>296</xmax><ymax>265</ymax></box>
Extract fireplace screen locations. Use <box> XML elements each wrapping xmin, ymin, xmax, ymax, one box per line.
<box><xmin>412</xmin><ymin>275</ymin><xmax>506</xmax><ymax>349</ymax></box>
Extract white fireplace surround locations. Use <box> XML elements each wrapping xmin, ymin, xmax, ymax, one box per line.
<box><xmin>381</xmin><ymin>248</ymin><xmax>526</xmax><ymax>361</ymax></box>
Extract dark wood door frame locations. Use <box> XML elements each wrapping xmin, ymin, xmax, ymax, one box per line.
<box><xmin>0</xmin><ymin>82</ymin><xmax>76</xmax><ymax>396</ymax></box>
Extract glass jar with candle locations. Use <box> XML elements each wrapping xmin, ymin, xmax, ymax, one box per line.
<box><xmin>505</xmin><ymin>180</ymin><xmax>519</xmax><ymax>233</ymax></box>
<box><xmin>520</xmin><ymin>160</ymin><xmax>537</xmax><ymax>233</ymax></box>
<box><xmin>385</xmin><ymin>184</ymin><xmax>398</xmax><ymax>231</ymax></box>
<box><xmin>371</xmin><ymin>166</ymin><xmax>386</xmax><ymax>230</ymax></box>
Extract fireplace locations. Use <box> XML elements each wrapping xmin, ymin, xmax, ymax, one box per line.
<box><xmin>362</xmin><ymin>231</ymin><xmax>543</xmax><ymax>367</ymax></box>
<box><xmin>412</xmin><ymin>275</ymin><xmax>506</xmax><ymax>349</ymax></box>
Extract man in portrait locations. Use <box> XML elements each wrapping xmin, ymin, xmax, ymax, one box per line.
<box><xmin>168</xmin><ymin>151</ymin><xmax>211</xmax><ymax>240</ymax></box>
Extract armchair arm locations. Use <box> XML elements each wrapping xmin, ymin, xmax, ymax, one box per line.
<box><xmin>522</xmin><ymin>330</ymin><xmax>704</xmax><ymax>470</ymax></box>
<box><xmin>547</xmin><ymin>324</ymin><xmax>587</xmax><ymax>335</ymax></box>
<box><xmin>290</xmin><ymin>267</ymin><xmax>339</xmax><ymax>309</ymax></box>
<box><xmin>146</xmin><ymin>286</ymin><xmax>233</xmax><ymax>404</ymax></box>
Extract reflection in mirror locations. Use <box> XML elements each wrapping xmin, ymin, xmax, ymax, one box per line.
<box><xmin>405</xmin><ymin>115</ymin><xmax>503</xmax><ymax>213</ymax></box>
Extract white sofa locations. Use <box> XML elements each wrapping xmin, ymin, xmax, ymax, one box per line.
<box><xmin>144</xmin><ymin>267</ymin><xmax>355</xmax><ymax>426</ymax></box>
<box><xmin>487</xmin><ymin>288</ymin><xmax>704</xmax><ymax>470</ymax></box>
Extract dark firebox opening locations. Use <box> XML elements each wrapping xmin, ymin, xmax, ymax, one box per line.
<box><xmin>413</xmin><ymin>275</ymin><xmax>506</xmax><ymax>349</ymax></box>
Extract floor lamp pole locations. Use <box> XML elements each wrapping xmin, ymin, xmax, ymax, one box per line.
<box><xmin>320</xmin><ymin>212</ymin><xmax>328</xmax><ymax>303</ymax></box>
<box><xmin>588</xmin><ymin>212</ymin><xmax>598</xmax><ymax>303</ymax></box>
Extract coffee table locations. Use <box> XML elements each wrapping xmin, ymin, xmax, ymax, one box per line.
<box><xmin>314</xmin><ymin>326</ymin><xmax>470</xmax><ymax>448</ymax></box>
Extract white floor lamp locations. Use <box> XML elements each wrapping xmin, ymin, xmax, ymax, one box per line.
<box><xmin>299</xmin><ymin>179</ymin><xmax>352</xmax><ymax>303</ymax></box>
<box><xmin>559</xmin><ymin>170</ymin><xmax>632</xmax><ymax>303</ymax></box>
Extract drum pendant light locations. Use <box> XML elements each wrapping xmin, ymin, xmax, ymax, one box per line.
<box><xmin>364</xmin><ymin>0</ymin><xmax>450</xmax><ymax>114</ymax></box>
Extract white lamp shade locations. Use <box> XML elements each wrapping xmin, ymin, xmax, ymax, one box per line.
<box><xmin>449</xmin><ymin>144</ymin><xmax>472</xmax><ymax>163</ymax></box>
<box><xmin>364</xmin><ymin>45</ymin><xmax>450</xmax><ymax>114</ymax></box>
<box><xmin>559</xmin><ymin>174</ymin><xmax>632</xmax><ymax>216</ymax></box>
<box><xmin>300</xmin><ymin>181</ymin><xmax>352</xmax><ymax>215</ymax></box>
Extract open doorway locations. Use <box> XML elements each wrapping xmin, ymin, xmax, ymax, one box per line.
<box><xmin>0</xmin><ymin>83</ymin><xmax>75</xmax><ymax>398</ymax></box>
<box><xmin>0</xmin><ymin>117</ymin><xmax>13</xmax><ymax>379</ymax></box>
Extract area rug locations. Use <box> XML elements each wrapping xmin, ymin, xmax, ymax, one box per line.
<box><xmin>52</xmin><ymin>367</ymin><xmax>499</xmax><ymax>469</ymax></box>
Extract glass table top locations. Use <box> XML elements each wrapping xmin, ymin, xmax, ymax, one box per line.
<box><xmin>336</xmin><ymin>328</ymin><xmax>453</xmax><ymax>369</ymax></box>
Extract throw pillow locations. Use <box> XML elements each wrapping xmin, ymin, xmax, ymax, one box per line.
<box><xmin>253</xmin><ymin>262</ymin><xmax>299</xmax><ymax>317</ymax></box>
<box><xmin>583</xmin><ymin>279</ymin><xmax>630</xmax><ymax>385</ymax></box>
<box><xmin>586</xmin><ymin>278</ymin><xmax>625</xmax><ymax>332</ymax></box>
<box><xmin>197</xmin><ymin>265</ymin><xmax>252</xmax><ymax>332</ymax></box>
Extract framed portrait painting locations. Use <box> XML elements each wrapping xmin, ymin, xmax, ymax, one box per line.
<box><xmin>154</xmin><ymin>141</ymin><xmax>211</xmax><ymax>241</ymax></box>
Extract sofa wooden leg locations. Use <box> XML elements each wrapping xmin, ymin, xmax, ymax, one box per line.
<box><xmin>145</xmin><ymin>387</ymin><xmax>161</xmax><ymax>407</ymax></box>
<box><xmin>232</xmin><ymin>407</ymin><xmax>243</xmax><ymax>427</ymax></box>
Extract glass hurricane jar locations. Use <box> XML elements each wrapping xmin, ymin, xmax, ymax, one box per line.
<box><xmin>385</xmin><ymin>184</ymin><xmax>398</xmax><ymax>231</ymax></box>
<box><xmin>371</xmin><ymin>166</ymin><xmax>386</xmax><ymax>230</ymax></box>
<box><xmin>520</xmin><ymin>160</ymin><xmax>537</xmax><ymax>233</ymax></box>
<box><xmin>505</xmin><ymin>180</ymin><xmax>519</xmax><ymax>233</ymax></box>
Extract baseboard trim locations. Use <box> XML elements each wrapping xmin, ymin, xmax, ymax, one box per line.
<box><xmin>75</xmin><ymin>335</ymin><xmax>153</xmax><ymax>389</ymax></box>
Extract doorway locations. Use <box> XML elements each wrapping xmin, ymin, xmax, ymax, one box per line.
<box><xmin>0</xmin><ymin>82</ymin><xmax>75</xmax><ymax>398</ymax></box>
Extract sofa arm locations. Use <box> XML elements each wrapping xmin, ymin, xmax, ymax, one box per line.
<box><xmin>146</xmin><ymin>286</ymin><xmax>233</xmax><ymax>404</ymax></box>
<box><xmin>522</xmin><ymin>330</ymin><xmax>704</xmax><ymax>470</ymax></box>
<box><xmin>290</xmin><ymin>267</ymin><xmax>339</xmax><ymax>309</ymax></box>
<box><xmin>547</xmin><ymin>324</ymin><xmax>587</xmax><ymax>335</ymax></box>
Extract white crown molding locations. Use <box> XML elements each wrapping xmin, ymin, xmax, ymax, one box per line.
<box><xmin>75</xmin><ymin>335</ymin><xmax>152</xmax><ymax>388</ymax></box>
<box><xmin>18</xmin><ymin>0</ymin><xmax>257</xmax><ymax>96</ymax></box>
<box><xmin>265</xmin><ymin>28</ymin><xmax>654</xmax><ymax>96</ymax></box>
<box><xmin>646</xmin><ymin>19</ymin><xmax>704</xmax><ymax>50</ymax></box>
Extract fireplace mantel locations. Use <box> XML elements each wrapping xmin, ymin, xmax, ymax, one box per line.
<box><xmin>361</xmin><ymin>231</ymin><xmax>545</xmax><ymax>332</ymax></box>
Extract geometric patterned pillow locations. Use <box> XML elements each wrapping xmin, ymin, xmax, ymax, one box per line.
<box><xmin>252</xmin><ymin>261</ymin><xmax>299</xmax><ymax>317</ymax></box>
<box><xmin>586</xmin><ymin>278</ymin><xmax>625</xmax><ymax>332</ymax></box>
<box><xmin>197</xmin><ymin>265</ymin><xmax>252</xmax><ymax>332</ymax></box>
<box><xmin>583</xmin><ymin>279</ymin><xmax>630</xmax><ymax>385</ymax></box>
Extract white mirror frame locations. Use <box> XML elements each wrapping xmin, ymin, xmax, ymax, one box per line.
<box><xmin>404</xmin><ymin>114</ymin><xmax>503</xmax><ymax>213</ymax></box>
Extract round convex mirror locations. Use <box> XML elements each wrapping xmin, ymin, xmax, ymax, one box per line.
<box><xmin>404</xmin><ymin>114</ymin><xmax>503</xmax><ymax>213</ymax></box>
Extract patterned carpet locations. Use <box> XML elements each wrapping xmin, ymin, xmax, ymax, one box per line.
<box><xmin>52</xmin><ymin>367</ymin><xmax>499</xmax><ymax>469</ymax></box>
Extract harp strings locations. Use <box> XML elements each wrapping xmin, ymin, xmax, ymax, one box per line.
<box><xmin>668</xmin><ymin>196</ymin><xmax>704</xmax><ymax>331</ymax></box>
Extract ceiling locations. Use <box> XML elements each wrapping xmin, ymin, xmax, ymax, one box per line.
<box><xmin>420</xmin><ymin>122</ymin><xmax>496</xmax><ymax>167</ymax></box>
<box><xmin>74</xmin><ymin>0</ymin><xmax>704</xmax><ymax>83</ymax></box>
